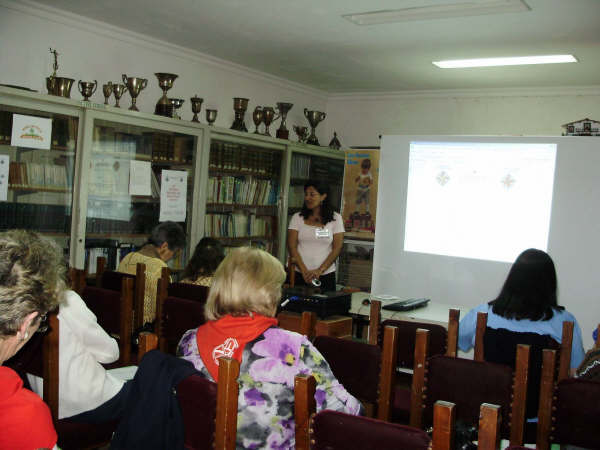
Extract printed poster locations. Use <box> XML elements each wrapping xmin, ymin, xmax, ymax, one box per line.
<box><xmin>129</xmin><ymin>160</ymin><xmax>152</xmax><ymax>196</ymax></box>
<box><xmin>342</xmin><ymin>148</ymin><xmax>380</xmax><ymax>239</ymax></box>
<box><xmin>159</xmin><ymin>169</ymin><xmax>187</xmax><ymax>222</ymax></box>
<box><xmin>11</xmin><ymin>114</ymin><xmax>52</xmax><ymax>150</ymax></box>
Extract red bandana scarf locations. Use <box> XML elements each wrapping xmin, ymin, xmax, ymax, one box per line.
<box><xmin>196</xmin><ymin>314</ymin><xmax>278</xmax><ymax>381</ymax></box>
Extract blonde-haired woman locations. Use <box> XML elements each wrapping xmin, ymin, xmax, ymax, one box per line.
<box><xmin>177</xmin><ymin>246</ymin><xmax>361</xmax><ymax>450</ymax></box>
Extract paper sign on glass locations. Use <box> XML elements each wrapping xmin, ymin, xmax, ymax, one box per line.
<box><xmin>159</xmin><ymin>169</ymin><xmax>188</xmax><ymax>222</ymax></box>
<box><xmin>11</xmin><ymin>114</ymin><xmax>52</xmax><ymax>150</ymax></box>
<box><xmin>129</xmin><ymin>160</ymin><xmax>152</xmax><ymax>196</ymax></box>
<box><xmin>0</xmin><ymin>155</ymin><xmax>9</xmax><ymax>201</ymax></box>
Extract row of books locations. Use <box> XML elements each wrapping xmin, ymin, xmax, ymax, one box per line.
<box><xmin>288</xmin><ymin>184</ymin><xmax>305</xmax><ymax>208</ymax></box>
<box><xmin>207</xmin><ymin>176</ymin><xmax>279</xmax><ymax>206</ymax></box>
<box><xmin>8</xmin><ymin>162</ymin><xmax>73</xmax><ymax>190</ymax></box>
<box><xmin>204</xmin><ymin>213</ymin><xmax>274</xmax><ymax>238</ymax></box>
<box><xmin>0</xmin><ymin>203</ymin><xmax>71</xmax><ymax>232</ymax></box>
<box><xmin>209</xmin><ymin>141</ymin><xmax>281</xmax><ymax>176</ymax></box>
<box><xmin>291</xmin><ymin>154</ymin><xmax>311</xmax><ymax>179</ymax></box>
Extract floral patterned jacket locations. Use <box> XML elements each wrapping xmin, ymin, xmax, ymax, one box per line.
<box><xmin>177</xmin><ymin>326</ymin><xmax>362</xmax><ymax>450</ymax></box>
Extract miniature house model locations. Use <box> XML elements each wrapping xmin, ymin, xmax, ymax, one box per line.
<box><xmin>562</xmin><ymin>118</ymin><xmax>600</xmax><ymax>136</ymax></box>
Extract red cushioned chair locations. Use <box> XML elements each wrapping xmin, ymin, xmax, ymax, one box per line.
<box><xmin>313</xmin><ymin>325</ymin><xmax>399</xmax><ymax>420</ymax></box>
<box><xmin>168</xmin><ymin>281</ymin><xmax>210</xmax><ymax>302</ymax></box>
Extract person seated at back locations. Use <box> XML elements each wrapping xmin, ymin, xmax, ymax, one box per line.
<box><xmin>575</xmin><ymin>329</ymin><xmax>600</xmax><ymax>380</ymax></box>
<box><xmin>117</xmin><ymin>221</ymin><xmax>186</xmax><ymax>325</ymax></box>
<box><xmin>177</xmin><ymin>246</ymin><xmax>361</xmax><ymax>449</ymax></box>
<box><xmin>458</xmin><ymin>248</ymin><xmax>585</xmax><ymax>419</ymax></box>
<box><xmin>27</xmin><ymin>287</ymin><xmax>137</xmax><ymax>419</ymax></box>
<box><xmin>179</xmin><ymin>237</ymin><xmax>225</xmax><ymax>287</ymax></box>
<box><xmin>0</xmin><ymin>230</ymin><xmax>65</xmax><ymax>450</ymax></box>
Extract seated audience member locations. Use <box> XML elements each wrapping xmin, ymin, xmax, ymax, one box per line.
<box><xmin>177</xmin><ymin>246</ymin><xmax>362</xmax><ymax>449</ymax></box>
<box><xmin>576</xmin><ymin>329</ymin><xmax>600</xmax><ymax>380</ymax></box>
<box><xmin>459</xmin><ymin>248</ymin><xmax>585</xmax><ymax>373</ymax></box>
<box><xmin>0</xmin><ymin>230</ymin><xmax>65</xmax><ymax>450</ymax></box>
<box><xmin>179</xmin><ymin>237</ymin><xmax>225</xmax><ymax>286</ymax></box>
<box><xmin>117</xmin><ymin>221</ymin><xmax>186</xmax><ymax>325</ymax></box>
<box><xmin>27</xmin><ymin>288</ymin><xmax>137</xmax><ymax>419</ymax></box>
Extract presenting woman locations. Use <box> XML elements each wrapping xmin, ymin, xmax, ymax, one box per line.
<box><xmin>287</xmin><ymin>180</ymin><xmax>344</xmax><ymax>292</ymax></box>
<box><xmin>177</xmin><ymin>247</ymin><xmax>361</xmax><ymax>450</ymax></box>
<box><xmin>0</xmin><ymin>230</ymin><xmax>65</xmax><ymax>450</ymax></box>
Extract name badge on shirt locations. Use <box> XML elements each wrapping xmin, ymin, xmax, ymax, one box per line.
<box><xmin>315</xmin><ymin>227</ymin><xmax>331</xmax><ymax>239</ymax></box>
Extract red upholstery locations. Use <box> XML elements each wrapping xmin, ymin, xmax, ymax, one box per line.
<box><xmin>101</xmin><ymin>270</ymin><xmax>135</xmax><ymax>292</ymax></box>
<box><xmin>313</xmin><ymin>335</ymin><xmax>381</xmax><ymax>403</ymax></box>
<box><xmin>379</xmin><ymin>319</ymin><xmax>447</xmax><ymax>368</ymax></box>
<box><xmin>162</xmin><ymin>296</ymin><xmax>206</xmax><ymax>354</ymax></box>
<box><xmin>82</xmin><ymin>286</ymin><xmax>123</xmax><ymax>335</ymax></box>
<box><xmin>424</xmin><ymin>355</ymin><xmax>513</xmax><ymax>438</ymax></box>
<box><xmin>553</xmin><ymin>378</ymin><xmax>600</xmax><ymax>448</ymax></box>
<box><xmin>311</xmin><ymin>410</ymin><xmax>430</xmax><ymax>450</ymax></box>
<box><xmin>392</xmin><ymin>386</ymin><xmax>412</xmax><ymax>423</ymax></box>
<box><xmin>176</xmin><ymin>374</ymin><xmax>218</xmax><ymax>450</ymax></box>
<box><xmin>168</xmin><ymin>282</ymin><xmax>209</xmax><ymax>302</ymax></box>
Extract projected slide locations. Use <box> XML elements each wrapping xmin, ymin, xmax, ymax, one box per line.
<box><xmin>404</xmin><ymin>141</ymin><xmax>557</xmax><ymax>263</ymax></box>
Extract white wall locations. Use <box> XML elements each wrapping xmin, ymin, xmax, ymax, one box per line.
<box><xmin>0</xmin><ymin>1</ymin><xmax>328</xmax><ymax>136</ymax></box>
<box><xmin>325</xmin><ymin>89</ymin><xmax>600</xmax><ymax>147</ymax></box>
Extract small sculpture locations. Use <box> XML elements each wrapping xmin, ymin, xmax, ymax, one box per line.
<box><xmin>329</xmin><ymin>131</ymin><xmax>342</xmax><ymax>150</ymax></box>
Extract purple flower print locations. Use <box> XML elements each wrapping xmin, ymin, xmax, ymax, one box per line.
<box><xmin>244</xmin><ymin>388</ymin><xmax>266</xmax><ymax>406</ymax></box>
<box><xmin>249</xmin><ymin>328</ymin><xmax>304</xmax><ymax>387</ymax></box>
<box><xmin>265</xmin><ymin>418</ymin><xmax>295</xmax><ymax>449</ymax></box>
<box><xmin>315</xmin><ymin>389</ymin><xmax>326</xmax><ymax>408</ymax></box>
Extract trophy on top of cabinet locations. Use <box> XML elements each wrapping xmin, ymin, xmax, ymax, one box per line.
<box><xmin>206</xmin><ymin>109</ymin><xmax>218</xmax><ymax>126</ymax></box>
<box><xmin>304</xmin><ymin>109</ymin><xmax>326</xmax><ymax>146</ymax></box>
<box><xmin>170</xmin><ymin>98</ymin><xmax>185</xmax><ymax>119</ymax></box>
<box><xmin>262</xmin><ymin>106</ymin><xmax>275</xmax><ymax>137</ymax></box>
<box><xmin>112</xmin><ymin>83</ymin><xmax>127</xmax><ymax>108</ymax></box>
<box><xmin>102</xmin><ymin>82</ymin><xmax>113</xmax><ymax>105</ymax></box>
<box><xmin>252</xmin><ymin>106</ymin><xmax>263</xmax><ymax>134</ymax></box>
<box><xmin>293</xmin><ymin>125</ymin><xmax>308</xmax><ymax>143</ymax></box>
<box><xmin>230</xmin><ymin>97</ymin><xmax>249</xmax><ymax>132</ymax></box>
<box><xmin>190</xmin><ymin>96</ymin><xmax>203</xmax><ymax>122</ymax></box>
<box><xmin>155</xmin><ymin>73</ymin><xmax>178</xmax><ymax>117</ymax></box>
<box><xmin>122</xmin><ymin>75</ymin><xmax>147</xmax><ymax>111</ymax></box>
<box><xmin>275</xmin><ymin>102</ymin><xmax>293</xmax><ymax>140</ymax></box>
<box><xmin>46</xmin><ymin>48</ymin><xmax>75</xmax><ymax>98</ymax></box>
<box><xmin>78</xmin><ymin>80</ymin><xmax>97</xmax><ymax>101</ymax></box>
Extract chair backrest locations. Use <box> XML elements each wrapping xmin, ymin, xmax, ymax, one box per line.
<box><xmin>536</xmin><ymin>348</ymin><xmax>600</xmax><ymax>449</ymax></box>
<box><xmin>81</xmin><ymin>278</ymin><xmax>134</xmax><ymax>365</ymax></box>
<box><xmin>313</xmin><ymin>325</ymin><xmax>398</xmax><ymax>420</ymax></box>
<box><xmin>168</xmin><ymin>282</ymin><xmax>209</xmax><ymax>302</ymax></box>
<box><xmin>410</xmin><ymin>328</ymin><xmax>530</xmax><ymax>446</ymax></box>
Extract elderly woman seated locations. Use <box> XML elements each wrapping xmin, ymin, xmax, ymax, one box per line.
<box><xmin>177</xmin><ymin>246</ymin><xmax>361</xmax><ymax>449</ymax></box>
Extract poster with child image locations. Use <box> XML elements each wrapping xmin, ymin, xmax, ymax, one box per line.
<box><xmin>342</xmin><ymin>148</ymin><xmax>379</xmax><ymax>239</ymax></box>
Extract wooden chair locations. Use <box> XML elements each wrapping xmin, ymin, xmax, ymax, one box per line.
<box><xmin>97</xmin><ymin>255</ymin><xmax>146</xmax><ymax>331</ymax></box>
<box><xmin>410</xmin><ymin>328</ymin><xmax>530</xmax><ymax>446</ymax></box>
<box><xmin>535</xmin><ymin>348</ymin><xmax>600</xmax><ymax>450</ymax></box>
<box><xmin>155</xmin><ymin>274</ymin><xmax>207</xmax><ymax>354</ymax></box>
<box><xmin>277</xmin><ymin>310</ymin><xmax>317</xmax><ymax>338</ymax></box>
<box><xmin>43</xmin><ymin>312</ymin><xmax>118</xmax><ymax>450</ymax></box>
<box><xmin>312</xmin><ymin>325</ymin><xmax>399</xmax><ymax>420</ymax></box>
<box><xmin>138</xmin><ymin>333</ymin><xmax>239</xmax><ymax>450</ymax></box>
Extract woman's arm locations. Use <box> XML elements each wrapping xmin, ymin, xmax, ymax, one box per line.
<box><xmin>307</xmin><ymin>232</ymin><xmax>344</xmax><ymax>281</ymax></box>
<box><xmin>287</xmin><ymin>228</ymin><xmax>310</xmax><ymax>282</ymax></box>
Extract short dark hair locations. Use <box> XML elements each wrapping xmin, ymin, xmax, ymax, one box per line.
<box><xmin>361</xmin><ymin>159</ymin><xmax>371</xmax><ymax>169</ymax></box>
<box><xmin>300</xmin><ymin>179</ymin><xmax>336</xmax><ymax>225</ymax></box>
<box><xmin>181</xmin><ymin>237</ymin><xmax>225</xmax><ymax>281</ymax></box>
<box><xmin>489</xmin><ymin>248</ymin><xmax>563</xmax><ymax>321</ymax></box>
<box><xmin>147</xmin><ymin>222</ymin><xmax>186</xmax><ymax>251</ymax></box>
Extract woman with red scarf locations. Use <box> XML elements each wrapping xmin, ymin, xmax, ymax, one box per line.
<box><xmin>177</xmin><ymin>246</ymin><xmax>361</xmax><ymax>450</ymax></box>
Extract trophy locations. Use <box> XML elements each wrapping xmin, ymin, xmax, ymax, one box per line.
<box><xmin>169</xmin><ymin>98</ymin><xmax>185</xmax><ymax>119</ymax></box>
<box><xmin>112</xmin><ymin>83</ymin><xmax>127</xmax><ymax>108</ymax></box>
<box><xmin>46</xmin><ymin>48</ymin><xmax>75</xmax><ymax>98</ymax></box>
<box><xmin>252</xmin><ymin>106</ymin><xmax>263</xmax><ymax>134</ymax></box>
<box><xmin>293</xmin><ymin>125</ymin><xmax>308</xmax><ymax>143</ymax></box>
<box><xmin>155</xmin><ymin>73</ymin><xmax>178</xmax><ymax>117</ymax></box>
<box><xmin>230</xmin><ymin>97</ymin><xmax>249</xmax><ymax>132</ymax></box>
<box><xmin>122</xmin><ymin>74</ymin><xmax>147</xmax><ymax>111</ymax></box>
<box><xmin>304</xmin><ymin>109</ymin><xmax>327</xmax><ymax>146</ymax></box>
<box><xmin>78</xmin><ymin>80</ymin><xmax>97</xmax><ymax>101</ymax></box>
<box><xmin>206</xmin><ymin>109</ymin><xmax>218</xmax><ymax>126</ymax></box>
<box><xmin>262</xmin><ymin>106</ymin><xmax>275</xmax><ymax>136</ymax></box>
<box><xmin>190</xmin><ymin>95</ymin><xmax>203</xmax><ymax>122</ymax></box>
<box><xmin>102</xmin><ymin>82</ymin><xmax>113</xmax><ymax>105</ymax></box>
<box><xmin>274</xmin><ymin>102</ymin><xmax>293</xmax><ymax>139</ymax></box>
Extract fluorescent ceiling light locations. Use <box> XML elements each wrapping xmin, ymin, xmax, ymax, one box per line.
<box><xmin>343</xmin><ymin>0</ymin><xmax>529</xmax><ymax>25</ymax></box>
<box><xmin>433</xmin><ymin>55</ymin><xmax>578</xmax><ymax>68</ymax></box>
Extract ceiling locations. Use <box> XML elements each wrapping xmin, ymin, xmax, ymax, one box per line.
<box><xmin>32</xmin><ymin>0</ymin><xmax>600</xmax><ymax>93</ymax></box>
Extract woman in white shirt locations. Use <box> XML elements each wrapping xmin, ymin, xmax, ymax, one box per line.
<box><xmin>28</xmin><ymin>289</ymin><xmax>137</xmax><ymax>419</ymax></box>
<box><xmin>287</xmin><ymin>180</ymin><xmax>344</xmax><ymax>292</ymax></box>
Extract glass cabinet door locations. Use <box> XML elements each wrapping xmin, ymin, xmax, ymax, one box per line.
<box><xmin>85</xmin><ymin>118</ymin><xmax>196</xmax><ymax>274</ymax></box>
<box><xmin>205</xmin><ymin>139</ymin><xmax>282</xmax><ymax>257</ymax></box>
<box><xmin>0</xmin><ymin>105</ymin><xmax>78</xmax><ymax>258</ymax></box>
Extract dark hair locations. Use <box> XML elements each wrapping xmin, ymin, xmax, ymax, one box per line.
<box><xmin>181</xmin><ymin>238</ymin><xmax>225</xmax><ymax>280</ymax></box>
<box><xmin>489</xmin><ymin>248</ymin><xmax>563</xmax><ymax>321</ymax></box>
<box><xmin>300</xmin><ymin>179</ymin><xmax>335</xmax><ymax>225</ymax></box>
<box><xmin>147</xmin><ymin>222</ymin><xmax>186</xmax><ymax>251</ymax></box>
<box><xmin>361</xmin><ymin>159</ymin><xmax>371</xmax><ymax>169</ymax></box>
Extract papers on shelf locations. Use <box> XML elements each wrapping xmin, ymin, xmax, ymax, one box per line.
<box><xmin>159</xmin><ymin>169</ymin><xmax>187</xmax><ymax>222</ymax></box>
